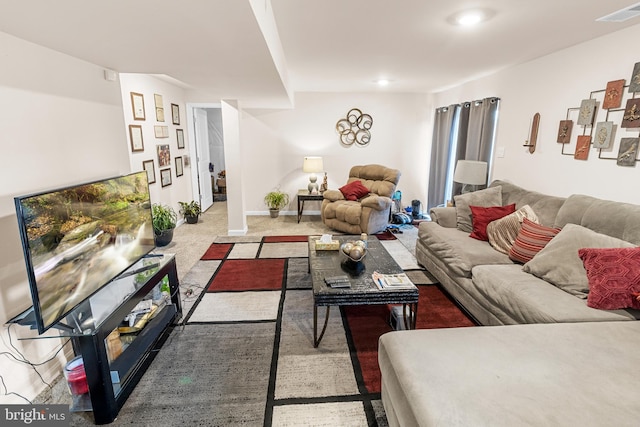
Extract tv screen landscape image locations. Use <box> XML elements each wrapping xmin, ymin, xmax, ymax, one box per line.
<box><xmin>15</xmin><ymin>171</ymin><xmax>156</xmax><ymax>333</ymax></box>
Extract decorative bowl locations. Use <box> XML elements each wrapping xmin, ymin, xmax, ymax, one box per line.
<box><xmin>340</xmin><ymin>240</ymin><xmax>367</xmax><ymax>262</ymax></box>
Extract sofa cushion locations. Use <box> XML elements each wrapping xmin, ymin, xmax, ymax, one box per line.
<box><xmin>472</xmin><ymin>264</ymin><xmax>639</xmax><ymax>323</ymax></box>
<box><xmin>490</xmin><ymin>180</ymin><xmax>566</xmax><ymax>227</ymax></box>
<box><xmin>486</xmin><ymin>205</ymin><xmax>539</xmax><ymax>254</ymax></box>
<box><xmin>469</xmin><ymin>204</ymin><xmax>516</xmax><ymax>241</ymax></box>
<box><xmin>509</xmin><ymin>218</ymin><xmax>560</xmax><ymax>264</ymax></box>
<box><xmin>418</xmin><ymin>222</ymin><xmax>512</xmax><ymax>278</ymax></box>
<box><xmin>339</xmin><ymin>180</ymin><xmax>369</xmax><ymax>201</ymax></box>
<box><xmin>454</xmin><ymin>186</ymin><xmax>502</xmax><ymax>233</ymax></box>
<box><xmin>524</xmin><ymin>224</ymin><xmax>634</xmax><ymax>298</ymax></box>
<box><xmin>579</xmin><ymin>247</ymin><xmax>640</xmax><ymax>310</ymax></box>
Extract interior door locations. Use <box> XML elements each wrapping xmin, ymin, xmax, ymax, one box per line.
<box><xmin>194</xmin><ymin>108</ymin><xmax>213</xmax><ymax>211</ymax></box>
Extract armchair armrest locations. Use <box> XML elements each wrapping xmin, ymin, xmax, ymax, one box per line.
<box><xmin>429</xmin><ymin>207</ymin><xmax>457</xmax><ymax>228</ymax></box>
<box><xmin>360</xmin><ymin>194</ymin><xmax>392</xmax><ymax>211</ymax></box>
<box><xmin>323</xmin><ymin>189</ymin><xmax>345</xmax><ymax>202</ymax></box>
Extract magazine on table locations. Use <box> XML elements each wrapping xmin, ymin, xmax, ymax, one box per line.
<box><xmin>372</xmin><ymin>271</ymin><xmax>416</xmax><ymax>290</ymax></box>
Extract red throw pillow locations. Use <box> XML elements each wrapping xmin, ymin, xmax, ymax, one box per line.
<box><xmin>339</xmin><ymin>180</ymin><xmax>370</xmax><ymax>201</ymax></box>
<box><xmin>469</xmin><ymin>204</ymin><xmax>516</xmax><ymax>241</ymax></box>
<box><xmin>509</xmin><ymin>218</ymin><xmax>561</xmax><ymax>264</ymax></box>
<box><xmin>579</xmin><ymin>247</ymin><xmax>640</xmax><ymax>310</ymax></box>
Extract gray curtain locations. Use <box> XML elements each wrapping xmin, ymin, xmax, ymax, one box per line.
<box><xmin>427</xmin><ymin>105</ymin><xmax>459</xmax><ymax>210</ymax></box>
<box><xmin>428</xmin><ymin>97</ymin><xmax>500</xmax><ymax>206</ymax></box>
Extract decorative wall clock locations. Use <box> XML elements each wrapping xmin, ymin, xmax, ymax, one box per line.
<box><xmin>336</xmin><ymin>108</ymin><xmax>373</xmax><ymax>146</ymax></box>
<box><xmin>557</xmin><ymin>119</ymin><xmax>573</xmax><ymax>144</ymax></box>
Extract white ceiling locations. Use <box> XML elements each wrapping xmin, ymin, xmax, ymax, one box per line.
<box><xmin>1</xmin><ymin>0</ymin><xmax>639</xmax><ymax>107</ymax></box>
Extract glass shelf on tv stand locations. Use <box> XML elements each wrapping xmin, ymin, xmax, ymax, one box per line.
<box><xmin>7</xmin><ymin>253</ymin><xmax>176</xmax><ymax>338</ymax></box>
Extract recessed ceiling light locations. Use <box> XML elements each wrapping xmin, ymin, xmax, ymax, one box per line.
<box><xmin>448</xmin><ymin>9</ymin><xmax>494</xmax><ymax>27</ymax></box>
<box><xmin>376</xmin><ymin>79</ymin><xmax>390</xmax><ymax>86</ymax></box>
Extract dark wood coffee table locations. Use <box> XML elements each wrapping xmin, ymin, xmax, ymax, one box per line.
<box><xmin>308</xmin><ymin>235</ymin><xmax>419</xmax><ymax>347</ymax></box>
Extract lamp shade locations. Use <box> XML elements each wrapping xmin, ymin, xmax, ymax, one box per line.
<box><xmin>453</xmin><ymin>160</ymin><xmax>487</xmax><ymax>185</ymax></box>
<box><xmin>302</xmin><ymin>156</ymin><xmax>324</xmax><ymax>173</ymax></box>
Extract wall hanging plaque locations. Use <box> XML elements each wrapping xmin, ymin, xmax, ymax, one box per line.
<box><xmin>603</xmin><ymin>79</ymin><xmax>625</xmax><ymax>109</ymax></box>
<box><xmin>628</xmin><ymin>62</ymin><xmax>640</xmax><ymax>93</ymax></box>
<box><xmin>336</xmin><ymin>108</ymin><xmax>373</xmax><ymax>146</ymax></box>
<box><xmin>593</xmin><ymin>121</ymin><xmax>615</xmax><ymax>149</ymax></box>
<box><xmin>557</xmin><ymin>119</ymin><xmax>573</xmax><ymax>143</ymax></box>
<box><xmin>617</xmin><ymin>138</ymin><xmax>639</xmax><ymax>166</ymax></box>
<box><xmin>574</xmin><ymin>135</ymin><xmax>591</xmax><ymax>160</ymax></box>
<box><xmin>577</xmin><ymin>99</ymin><xmax>597</xmax><ymax>126</ymax></box>
<box><xmin>621</xmin><ymin>98</ymin><xmax>640</xmax><ymax>128</ymax></box>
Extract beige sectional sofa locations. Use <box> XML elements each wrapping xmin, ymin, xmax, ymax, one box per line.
<box><xmin>379</xmin><ymin>180</ymin><xmax>640</xmax><ymax>426</ymax></box>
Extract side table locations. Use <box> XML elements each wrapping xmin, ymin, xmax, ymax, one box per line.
<box><xmin>297</xmin><ymin>190</ymin><xmax>324</xmax><ymax>223</ymax></box>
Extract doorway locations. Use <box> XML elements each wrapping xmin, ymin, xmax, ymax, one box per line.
<box><xmin>188</xmin><ymin>105</ymin><xmax>225</xmax><ymax>212</ymax></box>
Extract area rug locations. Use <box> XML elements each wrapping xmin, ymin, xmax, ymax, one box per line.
<box><xmin>115</xmin><ymin>235</ymin><xmax>473</xmax><ymax>426</ymax></box>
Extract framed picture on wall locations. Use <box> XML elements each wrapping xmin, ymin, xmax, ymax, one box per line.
<box><xmin>175</xmin><ymin>156</ymin><xmax>184</xmax><ymax>177</ymax></box>
<box><xmin>143</xmin><ymin>160</ymin><xmax>156</xmax><ymax>184</ymax></box>
<box><xmin>171</xmin><ymin>103</ymin><xmax>180</xmax><ymax>125</ymax></box>
<box><xmin>160</xmin><ymin>168</ymin><xmax>172</xmax><ymax>187</ymax></box>
<box><xmin>154</xmin><ymin>125</ymin><xmax>169</xmax><ymax>138</ymax></box>
<box><xmin>130</xmin><ymin>92</ymin><xmax>145</xmax><ymax>120</ymax></box>
<box><xmin>129</xmin><ymin>125</ymin><xmax>144</xmax><ymax>152</ymax></box>
<box><xmin>154</xmin><ymin>94</ymin><xmax>165</xmax><ymax>122</ymax></box>
<box><xmin>157</xmin><ymin>144</ymin><xmax>171</xmax><ymax>167</ymax></box>
<box><xmin>177</xmin><ymin>129</ymin><xmax>185</xmax><ymax>149</ymax></box>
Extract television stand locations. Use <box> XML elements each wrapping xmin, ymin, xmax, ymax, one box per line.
<box><xmin>7</xmin><ymin>254</ymin><xmax>182</xmax><ymax>425</ymax></box>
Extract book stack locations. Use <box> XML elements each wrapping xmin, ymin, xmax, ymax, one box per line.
<box><xmin>324</xmin><ymin>275</ymin><xmax>351</xmax><ymax>288</ymax></box>
<box><xmin>372</xmin><ymin>271</ymin><xmax>416</xmax><ymax>290</ymax></box>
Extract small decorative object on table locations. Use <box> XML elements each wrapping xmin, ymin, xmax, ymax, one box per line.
<box><xmin>341</xmin><ymin>238</ymin><xmax>367</xmax><ymax>262</ymax></box>
<box><xmin>320</xmin><ymin>172</ymin><xmax>328</xmax><ymax>193</ymax></box>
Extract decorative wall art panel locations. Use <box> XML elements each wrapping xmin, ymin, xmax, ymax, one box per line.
<box><xmin>335</xmin><ymin>108</ymin><xmax>373</xmax><ymax>146</ymax></box>
<box><xmin>621</xmin><ymin>98</ymin><xmax>640</xmax><ymax>128</ymax></box>
<box><xmin>617</xmin><ymin>138</ymin><xmax>639</xmax><ymax>166</ymax></box>
<box><xmin>593</xmin><ymin>121</ymin><xmax>615</xmax><ymax>149</ymax></box>
<box><xmin>603</xmin><ymin>79</ymin><xmax>625</xmax><ymax>109</ymax></box>
<box><xmin>628</xmin><ymin>62</ymin><xmax>640</xmax><ymax>93</ymax></box>
<box><xmin>577</xmin><ymin>99</ymin><xmax>597</xmax><ymax>126</ymax></box>
<box><xmin>574</xmin><ymin>135</ymin><xmax>591</xmax><ymax>160</ymax></box>
<box><xmin>557</xmin><ymin>120</ymin><xmax>573</xmax><ymax>143</ymax></box>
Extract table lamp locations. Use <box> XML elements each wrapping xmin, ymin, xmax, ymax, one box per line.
<box><xmin>303</xmin><ymin>156</ymin><xmax>324</xmax><ymax>194</ymax></box>
<box><xmin>453</xmin><ymin>160</ymin><xmax>487</xmax><ymax>193</ymax></box>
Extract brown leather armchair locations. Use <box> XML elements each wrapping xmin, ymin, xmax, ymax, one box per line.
<box><xmin>321</xmin><ymin>164</ymin><xmax>401</xmax><ymax>234</ymax></box>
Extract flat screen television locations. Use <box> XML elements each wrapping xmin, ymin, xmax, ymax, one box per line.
<box><xmin>14</xmin><ymin>171</ymin><xmax>156</xmax><ymax>334</ymax></box>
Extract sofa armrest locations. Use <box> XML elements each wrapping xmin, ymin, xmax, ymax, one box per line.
<box><xmin>361</xmin><ymin>194</ymin><xmax>391</xmax><ymax>211</ymax></box>
<box><xmin>323</xmin><ymin>189</ymin><xmax>345</xmax><ymax>202</ymax></box>
<box><xmin>430</xmin><ymin>207</ymin><xmax>457</xmax><ymax>228</ymax></box>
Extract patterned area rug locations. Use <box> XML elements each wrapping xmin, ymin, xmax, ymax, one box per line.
<box><xmin>113</xmin><ymin>235</ymin><xmax>473</xmax><ymax>426</ymax></box>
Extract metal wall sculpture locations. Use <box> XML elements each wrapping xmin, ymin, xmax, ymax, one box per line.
<box><xmin>336</xmin><ymin>108</ymin><xmax>373</xmax><ymax>146</ymax></box>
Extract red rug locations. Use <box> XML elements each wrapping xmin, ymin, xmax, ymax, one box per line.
<box><xmin>201</xmin><ymin>243</ymin><xmax>233</xmax><ymax>260</ymax></box>
<box><xmin>207</xmin><ymin>259</ymin><xmax>285</xmax><ymax>291</ymax></box>
<box><xmin>263</xmin><ymin>235</ymin><xmax>309</xmax><ymax>243</ymax></box>
<box><xmin>343</xmin><ymin>285</ymin><xmax>476</xmax><ymax>393</ymax></box>
<box><xmin>373</xmin><ymin>230</ymin><xmax>397</xmax><ymax>240</ymax></box>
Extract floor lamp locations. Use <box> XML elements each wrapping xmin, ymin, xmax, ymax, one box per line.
<box><xmin>453</xmin><ymin>160</ymin><xmax>487</xmax><ymax>193</ymax></box>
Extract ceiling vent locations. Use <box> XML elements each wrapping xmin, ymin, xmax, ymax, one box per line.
<box><xmin>597</xmin><ymin>2</ymin><xmax>640</xmax><ymax>22</ymax></box>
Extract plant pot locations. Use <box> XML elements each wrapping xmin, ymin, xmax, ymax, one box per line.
<box><xmin>269</xmin><ymin>209</ymin><xmax>280</xmax><ymax>218</ymax></box>
<box><xmin>154</xmin><ymin>228</ymin><xmax>174</xmax><ymax>247</ymax></box>
<box><xmin>185</xmin><ymin>214</ymin><xmax>199</xmax><ymax>224</ymax></box>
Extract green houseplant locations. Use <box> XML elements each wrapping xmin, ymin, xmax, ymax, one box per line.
<box><xmin>178</xmin><ymin>200</ymin><xmax>202</xmax><ymax>224</ymax></box>
<box><xmin>151</xmin><ymin>203</ymin><xmax>177</xmax><ymax>246</ymax></box>
<box><xmin>264</xmin><ymin>189</ymin><xmax>290</xmax><ymax>218</ymax></box>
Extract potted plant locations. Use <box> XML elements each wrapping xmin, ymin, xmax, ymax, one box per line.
<box><xmin>151</xmin><ymin>203</ymin><xmax>177</xmax><ymax>246</ymax></box>
<box><xmin>178</xmin><ymin>200</ymin><xmax>201</xmax><ymax>224</ymax></box>
<box><xmin>264</xmin><ymin>189</ymin><xmax>290</xmax><ymax>218</ymax></box>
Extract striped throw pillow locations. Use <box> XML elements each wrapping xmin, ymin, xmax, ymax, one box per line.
<box><xmin>509</xmin><ymin>218</ymin><xmax>561</xmax><ymax>264</ymax></box>
<box><xmin>486</xmin><ymin>205</ymin><xmax>539</xmax><ymax>254</ymax></box>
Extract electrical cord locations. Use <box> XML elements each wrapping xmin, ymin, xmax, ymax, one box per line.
<box><xmin>0</xmin><ymin>375</ymin><xmax>31</xmax><ymax>404</ymax></box>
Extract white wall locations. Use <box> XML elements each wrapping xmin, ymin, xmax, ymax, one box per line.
<box><xmin>119</xmin><ymin>74</ymin><xmax>194</xmax><ymax>217</ymax></box>
<box><xmin>0</xmin><ymin>32</ymin><xmax>130</xmax><ymax>402</ymax></box>
<box><xmin>433</xmin><ymin>23</ymin><xmax>640</xmax><ymax>205</ymax></box>
<box><xmin>241</xmin><ymin>92</ymin><xmax>431</xmax><ymax>214</ymax></box>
